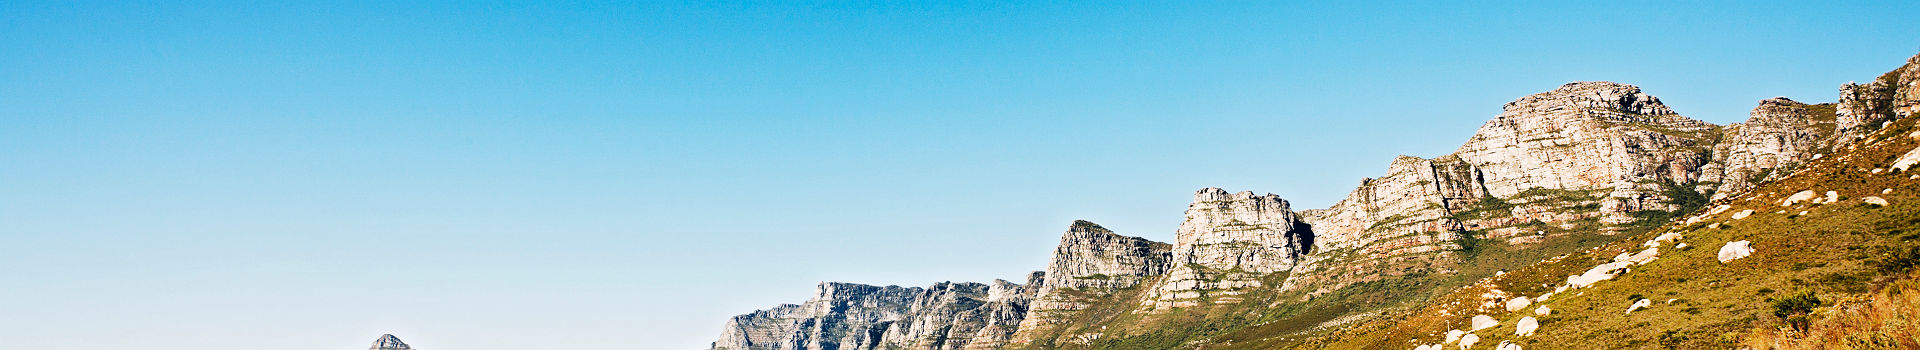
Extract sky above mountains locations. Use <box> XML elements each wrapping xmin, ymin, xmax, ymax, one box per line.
<box><xmin>4</xmin><ymin>2</ymin><xmax>1918</xmax><ymax>349</ymax></box>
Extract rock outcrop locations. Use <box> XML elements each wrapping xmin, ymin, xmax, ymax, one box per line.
<box><xmin>1291</xmin><ymin>154</ymin><xmax>1488</xmax><ymax>291</ymax></box>
<box><xmin>1010</xmin><ymin>221</ymin><xmax>1169</xmax><ymax>341</ymax></box>
<box><xmin>1836</xmin><ymin>54</ymin><xmax>1920</xmax><ymax>142</ymax></box>
<box><xmin>1301</xmin><ymin>155</ymin><xmax>1483</xmax><ymax>253</ymax></box>
<box><xmin>1701</xmin><ymin>98</ymin><xmax>1837</xmax><ymax>200</ymax></box>
<box><xmin>1033</xmin><ymin>221</ymin><xmax>1171</xmax><ymax>293</ymax></box>
<box><xmin>1145</xmin><ymin>188</ymin><xmax>1312</xmax><ymax>308</ymax></box>
<box><xmin>712</xmin><ymin>276</ymin><xmax>1042</xmax><ymax>350</ymax></box>
<box><xmin>1451</xmin><ymin>82</ymin><xmax>1717</xmax><ymax>218</ymax></box>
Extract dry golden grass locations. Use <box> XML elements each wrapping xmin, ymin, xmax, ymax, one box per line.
<box><xmin>1746</xmin><ymin>271</ymin><xmax>1920</xmax><ymax>349</ymax></box>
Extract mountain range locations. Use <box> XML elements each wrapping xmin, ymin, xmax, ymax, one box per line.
<box><xmin>711</xmin><ymin>52</ymin><xmax>1920</xmax><ymax>350</ymax></box>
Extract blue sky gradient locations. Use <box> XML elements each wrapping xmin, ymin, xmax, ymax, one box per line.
<box><xmin>4</xmin><ymin>1</ymin><xmax>1918</xmax><ymax>349</ymax></box>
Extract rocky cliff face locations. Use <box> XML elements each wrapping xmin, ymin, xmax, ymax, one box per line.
<box><xmin>1700</xmin><ymin>97</ymin><xmax>1837</xmax><ymax>200</ymax></box>
<box><xmin>1008</xmin><ymin>221</ymin><xmax>1170</xmax><ymax>344</ymax></box>
<box><xmin>1836</xmin><ymin>54</ymin><xmax>1920</xmax><ymax>142</ymax></box>
<box><xmin>1280</xmin><ymin>82</ymin><xmax>1723</xmax><ymax>295</ymax></box>
<box><xmin>1033</xmin><ymin>221</ymin><xmax>1171</xmax><ymax>292</ymax></box>
<box><xmin>712</xmin><ymin>276</ymin><xmax>1042</xmax><ymax>350</ymax></box>
<box><xmin>1452</xmin><ymin>82</ymin><xmax>1718</xmax><ymax>218</ymax></box>
<box><xmin>1144</xmin><ymin>188</ymin><xmax>1311</xmax><ymax>308</ymax></box>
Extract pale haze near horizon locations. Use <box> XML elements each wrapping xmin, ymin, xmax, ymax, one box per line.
<box><xmin>3</xmin><ymin>2</ymin><xmax>1918</xmax><ymax>349</ymax></box>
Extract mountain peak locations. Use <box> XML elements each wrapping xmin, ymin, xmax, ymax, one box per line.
<box><xmin>1504</xmin><ymin>81</ymin><xmax>1676</xmax><ymax>117</ymax></box>
<box><xmin>369</xmin><ymin>334</ymin><xmax>410</xmax><ymax>350</ymax></box>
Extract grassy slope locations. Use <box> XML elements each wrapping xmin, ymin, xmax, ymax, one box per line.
<box><xmin>1300</xmin><ymin>110</ymin><xmax>1920</xmax><ymax>349</ymax></box>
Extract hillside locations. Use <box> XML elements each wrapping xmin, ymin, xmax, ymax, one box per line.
<box><xmin>709</xmin><ymin>52</ymin><xmax>1920</xmax><ymax>350</ymax></box>
<box><xmin>1303</xmin><ymin>78</ymin><xmax>1920</xmax><ymax>350</ymax></box>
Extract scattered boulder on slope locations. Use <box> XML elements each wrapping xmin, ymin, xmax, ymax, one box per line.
<box><xmin>1718</xmin><ymin>241</ymin><xmax>1755</xmax><ymax>263</ymax></box>
<box><xmin>1621</xmin><ymin>247</ymin><xmax>1659</xmax><ymax>265</ymax></box>
<box><xmin>1626</xmin><ymin>298</ymin><xmax>1652</xmax><ymax>314</ymax></box>
<box><xmin>1459</xmin><ymin>334</ymin><xmax>1480</xmax><ymax>349</ymax></box>
<box><xmin>1783</xmin><ymin>190</ymin><xmax>1818</xmax><ymax>206</ymax></box>
<box><xmin>1515</xmin><ymin>316</ymin><xmax>1538</xmax><ymax>336</ymax></box>
<box><xmin>1891</xmin><ymin>146</ymin><xmax>1920</xmax><ymax>171</ymax></box>
<box><xmin>1864</xmin><ymin>196</ymin><xmax>1891</xmax><ymax>207</ymax></box>
<box><xmin>1470</xmin><ymin>315</ymin><xmax>1498</xmax><ymax>332</ymax></box>
<box><xmin>1568</xmin><ymin>261</ymin><xmax>1632</xmax><ymax>288</ymax></box>
<box><xmin>1505</xmin><ymin>296</ymin><xmax>1532</xmax><ymax>312</ymax></box>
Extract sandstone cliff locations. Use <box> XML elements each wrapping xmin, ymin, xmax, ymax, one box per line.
<box><xmin>1451</xmin><ymin>81</ymin><xmax>1717</xmax><ymax>218</ymax></box>
<box><xmin>1008</xmin><ymin>221</ymin><xmax>1170</xmax><ymax>344</ymax></box>
<box><xmin>1283</xmin><ymin>82</ymin><xmax>1721</xmax><ymax>296</ymax></box>
<box><xmin>1144</xmin><ymin>188</ymin><xmax>1311</xmax><ymax>308</ymax></box>
<box><xmin>1836</xmin><ymin>54</ymin><xmax>1920</xmax><ymax>142</ymax></box>
<box><xmin>1700</xmin><ymin>97</ymin><xmax>1837</xmax><ymax>200</ymax></box>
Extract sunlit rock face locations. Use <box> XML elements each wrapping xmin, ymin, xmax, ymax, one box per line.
<box><xmin>1451</xmin><ymin>82</ymin><xmax>1718</xmax><ymax>218</ymax></box>
<box><xmin>1288</xmin><ymin>82</ymin><xmax>1723</xmax><ymax>294</ymax></box>
<box><xmin>711</xmin><ymin>276</ymin><xmax>1043</xmax><ymax>350</ymax></box>
<box><xmin>1037</xmin><ymin>220</ymin><xmax>1172</xmax><ymax>292</ymax></box>
<box><xmin>1009</xmin><ymin>220</ymin><xmax>1170</xmax><ymax>344</ymax></box>
<box><xmin>1837</xmin><ymin>54</ymin><xmax>1920</xmax><ymax>142</ymax></box>
<box><xmin>1144</xmin><ymin>188</ymin><xmax>1311</xmax><ymax>308</ymax></box>
<box><xmin>1701</xmin><ymin>97</ymin><xmax>1836</xmax><ymax>200</ymax></box>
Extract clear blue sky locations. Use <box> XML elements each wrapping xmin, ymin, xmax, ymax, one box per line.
<box><xmin>2</xmin><ymin>1</ymin><xmax>1915</xmax><ymax>349</ymax></box>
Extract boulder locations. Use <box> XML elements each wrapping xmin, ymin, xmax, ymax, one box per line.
<box><xmin>1893</xmin><ymin>146</ymin><xmax>1920</xmax><ymax>172</ymax></box>
<box><xmin>1505</xmin><ymin>296</ymin><xmax>1532</xmax><ymax>312</ymax></box>
<box><xmin>1864</xmin><ymin>196</ymin><xmax>1890</xmax><ymax>207</ymax></box>
<box><xmin>1568</xmin><ymin>261</ymin><xmax>1632</xmax><ymax>288</ymax></box>
<box><xmin>1515</xmin><ymin>316</ymin><xmax>1538</xmax><ymax>336</ymax></box>
<box><xmin>1783</xmin><ymin>190</ymin><xmax>1817</xmax><ymax>206</ymax></box>
<box><xmin>1459</xmin><ymin>334</ymin><xmax>1480</xmax><ymax>349</ymax></box>
<box><xmin>1626</xmin><ymin>298</ymin><xmax>1652</xmax><ymax>314</ymax></box>
<box><xmin>1718</xmin><ymin>241</ymin><xmax>1754</xmax><ymax>263</ymax></box>
<box><xmin>1470</xmin><ymin>315</ymin><xmax>1498</xmax><ymax>332</ymax></box>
